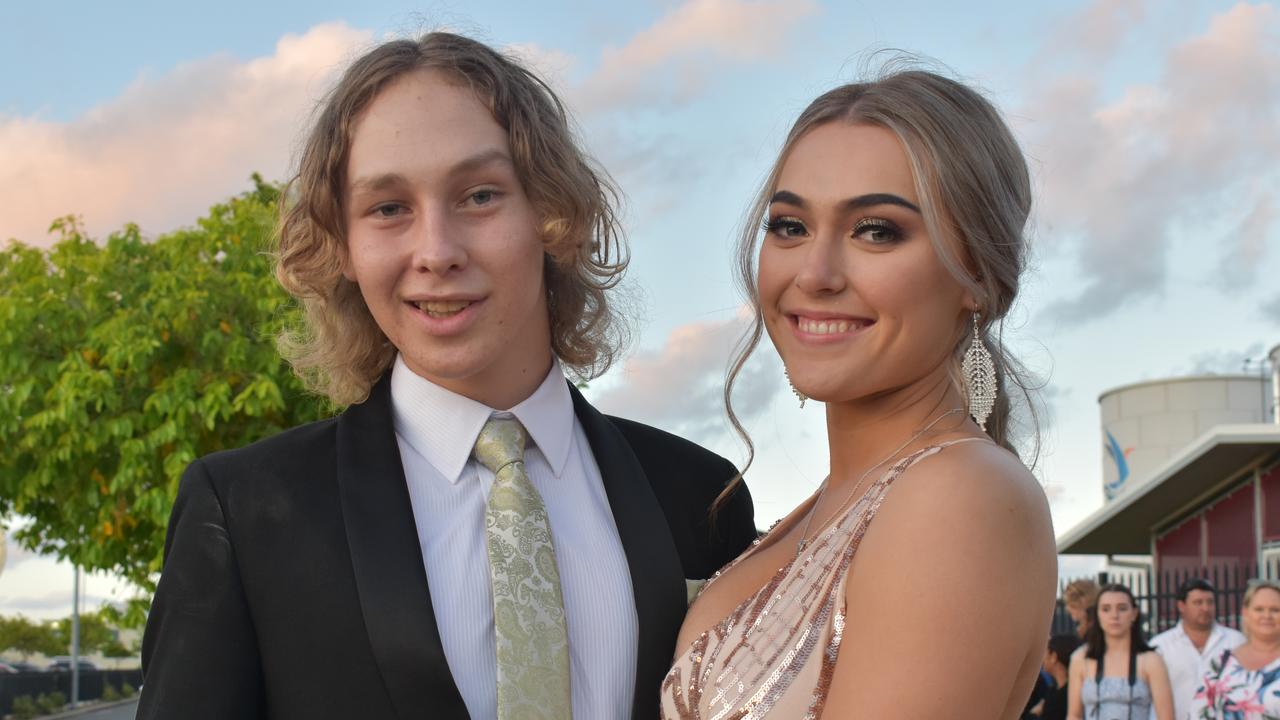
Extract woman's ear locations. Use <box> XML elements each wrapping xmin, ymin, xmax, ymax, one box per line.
<box><xmin>963</xmin><ymin>278</ymin><xmax>981</xmax><ymax>314</ymax></box>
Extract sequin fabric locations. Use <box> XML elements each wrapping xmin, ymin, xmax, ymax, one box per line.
<box><xmin>660</xmin><ymin>441</ymin><xmax>975</xmax><ymax>719</ymax></box>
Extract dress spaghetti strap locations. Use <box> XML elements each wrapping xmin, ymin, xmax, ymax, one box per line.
<box><xmin>661</xmin><ymin>436</ymin><xmax>993</xmax><ymax>719</ymax></box>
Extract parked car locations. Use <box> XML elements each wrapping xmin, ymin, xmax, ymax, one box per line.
<box><xmin>45</xmin><ymin>656</ymin><xmax>97</xmax><ymax>672</ymax></box>
<box><xmin>1</xmin><ymin>660</ymin><xmax>39</xmax><ymax>673</ymax></box>
<box><xmin>0</xmin><ymin>662</ymin><xmax>16</xmax><ymax>673</ymax></box>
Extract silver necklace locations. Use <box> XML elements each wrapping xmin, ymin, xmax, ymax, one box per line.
<box><xmin>795</xmin><ymin>408</ymin><xmax>965</xmax><ymax>558</ymax></box>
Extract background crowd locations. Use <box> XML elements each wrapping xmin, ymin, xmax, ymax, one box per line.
<box><xmin>1023</xmin><ymin>577</ymin><xmax>1280</xmax><ymax>719</ymax></box>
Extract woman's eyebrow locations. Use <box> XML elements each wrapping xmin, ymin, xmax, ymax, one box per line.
<box><xmin>769</xmin><ymin>190</ymin><xmax>921</xmax><ymax>214</ymax></box>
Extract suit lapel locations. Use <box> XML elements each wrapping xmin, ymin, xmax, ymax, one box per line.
<box><xmin>337</xmin><ymin>375</ymin><xmax>468</xmax><ymax>719</ymax></box>
<box><xmin>570</xmin><ymin>384</ymin><xmax>686</xmax><ymax>719</ymax></box>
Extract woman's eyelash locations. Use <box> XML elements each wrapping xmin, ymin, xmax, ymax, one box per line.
<box><xmin>762</xmin><ymin>217</ymin><xmax>806</xmax><ymax>235</ymax></box>
<box><xmin>761</xmin><ymin>215</ymin><xmax>905</xmax><ymax>243</ymax></box>
<box><xmin>853</xmin><ymin>217</ymin><xmax>903</xmax><ymax>243</ymax></box>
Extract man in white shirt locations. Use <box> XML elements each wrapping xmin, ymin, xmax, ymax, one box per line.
<box><xmin>140</xmin><ymin>32</ymin><xmax>756</xmax><ymax>720</ymax></box>
<box><xmin>1149</xmin><ymin>578</ymin><xmax>1245</xmax><ymax>719</ymax></box>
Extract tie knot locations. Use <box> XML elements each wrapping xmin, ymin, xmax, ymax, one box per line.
<box><xmin>473</xmin><ymin>416</ymin><xmax>529</xmax><ymax>475</ymax></box>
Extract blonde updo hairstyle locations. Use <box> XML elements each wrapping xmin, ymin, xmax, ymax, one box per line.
<box><xmin>276</xmin><ymin>32</ymin><xmax>628</xmax><ymax>405</ymax></box>
<box><xmin>721</xmin><ymin>66</ymin><xmax>1039</xmax><ymax>499</ymax></box>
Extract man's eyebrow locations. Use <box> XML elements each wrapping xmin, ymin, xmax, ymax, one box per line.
<box><xmin>769</xmin><ymin>190</ymin><xmax>921</xmax><ymax>215</ymax></box>
<box><xmin>348</xmin><ymin>172</ymin><xmax>407</xmax><ymax>196</ymax></box>
<box><xmin>347</xmin><ymin>149</ymin><xmax>516</xmax><ymax>196</ymax></box>
<box><xmin>447</xmin><ymin>148</ymin><xmax>515</xmax><ymax>178</ymax></box>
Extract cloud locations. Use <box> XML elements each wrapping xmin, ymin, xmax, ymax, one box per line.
<box><xmin>591</xmin><ymin>312</ymin><xmax>781</xmax><ymax>446</ymax></box>
<box><xmin>503</xmin><ymin>42</ymin><xmax>578</xmax><ymax>95</ymax></box>
<box><xmin>1038</xmin><ymin>0</ymin><xmax>1147</xmax><ymax>67</ymax></box>
<box><xmin>0</xmin><ymin>22</ymin><xmax>371</xmax><ymax>247</ymax></box>
<box><xmin>1022</xmin><ymin>2</ymin><xmax>1280</xmax><ymax>324</ymax></box>
<box><xmin>1186</xmin><ymin>341</ymin><xmax>1266</xmax><ymax>375</ymax></box>
<box><xmin>1265</xmin><ymin>294</ymin><xmax>1280</xmax><ymax>325</ymax></box>
<box><xmin>1214</xmin><ymin>193</ymin><xmax>1275</xmax><ymax>292</ymax></box>
<box><xmin>509</xmin><ymin>0</ymin><xmax>821</xmax><ymax>229</ymax></box>
<box><xmin>573</xmin><ymin>0</ymin><xmax>820</xmax><ymax>113</ymax></box>
<box><xmin>0</xmin><ymin>3</ymin><xmax>823</xmax><ymax>248</ymax></box>
<box><xmin>0</xmin><ymin>536</ymin><xmax>39</xmax><ymax>574</ymax></box>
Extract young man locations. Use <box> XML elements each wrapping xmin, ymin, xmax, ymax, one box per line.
<box><xmin>138</xmin><ymin>32</ymin><xmax>755</xmax><ymax>720</ymax></box>
<box><xmin>1149</xmin><ymin>578</ymin><xmax>1245</xmax><ymax>719</ymax></box>
<box><xmin>1039</xmin><ymin>633</ymin><xmax>1081</xmax><ymax>720</ymax></box>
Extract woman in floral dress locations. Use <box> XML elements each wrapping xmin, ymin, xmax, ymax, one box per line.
<box><xmin>1191</xmin><ymin>580</ymin><xmax>1280</xmax><ymax>719</ymax></box>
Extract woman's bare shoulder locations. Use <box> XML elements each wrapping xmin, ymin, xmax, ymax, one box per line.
<box><xmin>843</xmin><ymin>437</ymin><xmax>1057</xmax><ymax>635</ymax></box>
<box><xmin>827</xmin><ymin>438</ymin><xmax>1058</xmax><ymax>715</ymax></box>
<box><xmin>874</xmin><ymin>438</ymin><xmax>1053</xmax><ymax>544</ymax></box>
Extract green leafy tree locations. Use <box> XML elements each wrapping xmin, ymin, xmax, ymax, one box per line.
<box><xmin>0</xmin><ymin>615</ymin><xmax>62</xmax><ymax>659</ymax></box>
<box><xmin>0</xmin><ymin>176</ymin><xmax>333</xmax><ymax>625</ymax></box>
<box><xmin>51</xmin><ymin>611</ymin><xmax>118</xmax><ymax>655</ymax></box>
<box><xmin>102</xmin><ymin>636</ymin><xmax>134</xmax><ymax>661</ymax></box>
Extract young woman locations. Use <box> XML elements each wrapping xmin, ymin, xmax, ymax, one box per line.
<box><xmin>1067</xmin><ymin>584</ymin><xmax>1174</xmax><ymax>720</ymax></box>
<box><xmin>660</xmin><ymin>69</ymin><xmax>1058</xmax><ymax>718</ymax></box>
<box><xmin>1189</xmin><ymin>579</ymin><xmax>1280</xmax><ymax>719</ymax></box>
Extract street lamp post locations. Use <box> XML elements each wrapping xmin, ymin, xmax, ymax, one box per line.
<box><xmin>71</xmin><ymin>565</ymin><xmax>80</xmax><ymax>709</ymax></box>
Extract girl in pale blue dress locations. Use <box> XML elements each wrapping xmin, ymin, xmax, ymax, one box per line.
<box><xmin>1068</xmin><ymin>584</ymin><xmax>1174</xmax><ymax>720</ymax></box>
<box><xmin>1079</xmin><ymin>664</ymin><xmax>1153</xmax><ymax>719</ymax></box>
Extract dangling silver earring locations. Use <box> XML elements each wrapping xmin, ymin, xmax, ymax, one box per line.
<box><xmin>962</xmin><ymin>312</ymin><xmax>996</xmax><ymax>432</ymax></box>
<box><xmin>784</xmin><ymin>368</ymin><xmax>807</xmax><ymax>408</ymax></box>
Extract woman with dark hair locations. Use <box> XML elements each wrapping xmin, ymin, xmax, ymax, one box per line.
<box><xmin>1067</xmin><ymin>584</ymin><xmax>1173</xmax><ymax>720</ymax></box>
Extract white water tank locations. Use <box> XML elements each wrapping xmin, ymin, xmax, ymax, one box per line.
<box><xmin>1271</xmin><ymin>343</ymin><xmax>1280</xmax><ymax>424</ymax></box>
<box><xmin>1099</xmin><ymin>375</ymin><xmax>1268</xmax><ymax>500</ymax></box>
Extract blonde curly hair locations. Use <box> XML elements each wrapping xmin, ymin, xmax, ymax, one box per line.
<box><xmin>276</xmin><ymin>32</ymin><xmax>628</xmax><ymax>405</ymax></box>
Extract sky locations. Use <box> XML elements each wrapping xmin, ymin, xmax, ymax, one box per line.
<box><xmin>1</xmin><ymin>0</ymin><xmax>1278</xmax><ymax>619</ymax></box>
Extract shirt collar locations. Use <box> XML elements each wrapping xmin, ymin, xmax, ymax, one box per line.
<box><xmin>390</xmin><ymin>354</ymin><xmax>575</xmax><ymax>483</ymax></box>
<box><xmin>1174</xmin><ymin>620</ymin><xmax>1226</xmax><ymax>644</ymax></box>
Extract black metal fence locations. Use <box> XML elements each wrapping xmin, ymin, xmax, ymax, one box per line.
<box><xmin>1053</xmin><ymin>559</ymin><xmax>1280</xmax><ymax>640</ymax></box>
<box><xmin>0</xmin><ymin>668</ymin><xmax>142</xmax><ymax>715</ymax></box>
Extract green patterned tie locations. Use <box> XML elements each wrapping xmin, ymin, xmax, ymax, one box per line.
<box><xmin>473</xmin><ymin>416</ymin><xmax>572</xmax><ymax>720</ymax></box>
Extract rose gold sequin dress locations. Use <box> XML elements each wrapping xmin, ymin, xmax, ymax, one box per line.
<box><xmin>660</xmin><ymin>440</ymin><xmax>984</xmax><ymax>720</ymax></box>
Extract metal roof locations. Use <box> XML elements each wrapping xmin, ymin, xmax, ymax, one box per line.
<box><xmin>1056</xmin><ymin>424</ymin><xmax>1280</xmax><ymax>555</ymax></box>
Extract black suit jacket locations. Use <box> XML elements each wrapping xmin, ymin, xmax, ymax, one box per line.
<box><xmin>138</xmin><ymin>376</ymin><xmax>756</xmax><ymax>719</ymax></box>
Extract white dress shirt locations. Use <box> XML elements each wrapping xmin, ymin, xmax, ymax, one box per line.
<box><xmin>1150</xmin><ymin>620</ymin><xmax>1245</xmax><ymax>720</ymax></box>
<box><xmin>390</xmin><ymin>355</ymin><xmax>639</xmax><ymax>720</ymax></box>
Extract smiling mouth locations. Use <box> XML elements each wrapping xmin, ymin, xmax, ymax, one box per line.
<box><xmin>794</xmin><ymin>316</ymin><xmax>872</xmax><ymax>335</ymax></box>
<box><xmin>411</xmin><ymin>299</ymin><xmax>473</xmax><ymax>318</ymax></box>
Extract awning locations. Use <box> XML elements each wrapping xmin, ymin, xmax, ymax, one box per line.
<box><xmin>1056</xmin><ymin>424</ymin><xmax>1280</xmax><ymax>555</ymax></box>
